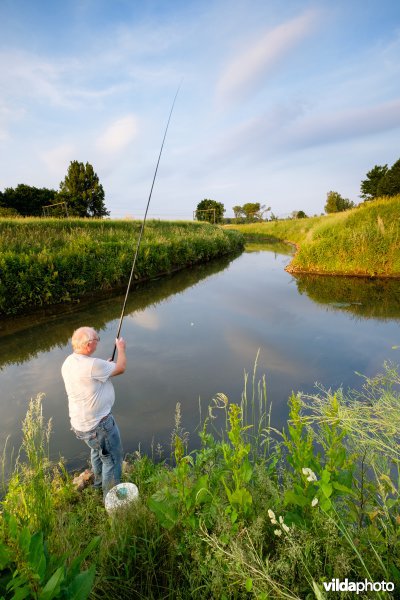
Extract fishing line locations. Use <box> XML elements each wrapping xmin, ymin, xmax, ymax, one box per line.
<box><xmin>111</xmin><ymin>84</ymin><xmax>181</xmax><ymax>361</ymax></box>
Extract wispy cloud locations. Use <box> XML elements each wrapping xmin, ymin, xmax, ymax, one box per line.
<box><xmin>203</xmin><ymin>96</ymin><xmax>400</xmax><ymax>171</ymax></box>
<box><xmin>289</xmin><ymin>98</ymin><xmax>400</xmax><ymax>149</ymax></box>
<box><xmin>216</xmin><ymin>8</ymin><xmax>320</xmax><ymax>104</ymax></box>
<box><xmin>0</xmin><ymin>43</ymin><xmax>143</xmax><ymax>118</ymax></box>
<box><xmin>40</xmin><ymin>143</ymin><xmax>76</xmax><ymax>180</ymax></box>
<box><xmin>0</xmin><ymin>101</ymin><xmax>25</xmax><ymax>141</ymax></box>
<box><xmin>95</xmin><ymin>115</ymin><xmax>139</xmax><ymax>156</ymax></box>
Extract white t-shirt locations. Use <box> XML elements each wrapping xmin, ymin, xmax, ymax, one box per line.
<box><xmin>61</xmin><ymin>353</ymin><xmax>116</xmax><ymax>432</ymax></box>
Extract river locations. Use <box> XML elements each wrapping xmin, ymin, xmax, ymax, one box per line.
<box><xmin>0</xmin><ymin>241</ymin><xmax>399</xmax><ymax>469</ymax></box>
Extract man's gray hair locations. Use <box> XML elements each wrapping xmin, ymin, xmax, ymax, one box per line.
<box><xmin>71</xmin><ymin>326</ymin><xmax>97</xmax><ymax>351</ymax></box>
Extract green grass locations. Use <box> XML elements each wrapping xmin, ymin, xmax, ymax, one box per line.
<box><xmin>0</xmin><ymin>218</ymin><xmax>244</xmax><ymax>316</ymax></box>
<box><xmin>1</xmin><ymin>362</ymin><xmax>399</xmax><ymax>598</ymax></box>
<box><xmin>227</xmin><ymin>196</ymin><xmax>400</xmax><ymax>277</ymax></box>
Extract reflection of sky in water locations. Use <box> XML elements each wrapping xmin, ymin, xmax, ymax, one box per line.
<box><xmin>0</xmin><ymin>247</ymin><xmax>399</xmax><ymax>468</ymax></box>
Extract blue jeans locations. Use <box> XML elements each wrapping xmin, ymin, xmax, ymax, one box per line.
<box><xmin>73</xmin><ymin>413</ymin><xmax>123</xmax><ymax>497</ymax></box>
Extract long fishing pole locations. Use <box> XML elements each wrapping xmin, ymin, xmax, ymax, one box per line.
<box><xmin>111</xmin><ymin>85</ymin><xmax>181</xmax><ymax>361</ymax></box>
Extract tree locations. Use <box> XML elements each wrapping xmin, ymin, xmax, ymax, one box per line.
<box><xmin>58</xmin><ymin>161</ymin><xmax>109</xmax><ymax>217</ymax></box>
<box><xmin>195</xmin><ymin>199</ymin><xmax>225</xmax><ymax>224</ymax></box>
<box><xmin>232</xmin><ymin>205</ymin><xmax>244</xmax><ymax>221</ymax></box>
<box><xmin>376</xmin><ymin>159</ymin><xmax>400</xmax><ymax>197</ymax></box>
<box><xmin>360</xmin><ymin>164</ymin><xmax>388</xmax><ymax>201</ymax></box>
<box><xmin>292</xmin><ymin>210</ymin><xmax>308</xmax><ymax>219</ymax></box>
<box><xmin>325</xmin><ymin>191</ymin><xmax>355</xmax><ymax>214</ymax></box>
<box><xmin>232</xmin><ymin>202</ymin><xmax>271</xmax><ymax>223</ymax></box>
<box><xmin>1</xmin><ymin>184</ymin><xmax>56</xmax><ymax>216</ymax></box>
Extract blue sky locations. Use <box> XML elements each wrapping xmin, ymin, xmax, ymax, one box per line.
<box><xmin>1</xmin><ymin>0</ymin><xmax>399</xmax><ymax>219</ymax></box>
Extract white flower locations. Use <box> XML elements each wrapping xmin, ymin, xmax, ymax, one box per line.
<box><xmin>302</xmin><ymin>467</ymin><xmax>317</xmax><ymax>482</ymax></box>
<box><xmin>311</xmin><ymin>497</ymin><xmax>319</xmax><ymax>507</ymax></box>
<box><xmin>282</xmin><ymin>523</ymin><xmax>290</xmax><ymax>533</ymax></box>
<box><xmin>274</xmin><ymin>529</ymin><xmax>282</xmax><ymax>537</ymax></box>
<box><xmin>268</xmin><ymin>509</ymin><xmax>278</xmax><ymax>524</ymax></box>
<box><xmin>268</xmin><ymin>509</ymin><xmax>276</xmax><ymax>520</ymax></box>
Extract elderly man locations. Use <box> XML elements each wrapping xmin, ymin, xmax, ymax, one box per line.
<box><xmin>61</xmin><ymin>326</ymin><xmax>126</xmax><ymax>497</ymax></box>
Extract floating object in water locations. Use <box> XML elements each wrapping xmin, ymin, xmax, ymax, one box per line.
<box><xmin>190</xmin><ymin>322</ymin><xmax>194</xmax><ymax>326</ymax></box>
<box><xmin>104</xmin><ymin>482</ymin><xmax>139</xmax><ymax>513</ymax></box>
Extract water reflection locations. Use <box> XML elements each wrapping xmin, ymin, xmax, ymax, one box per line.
<box><xmin>294</xmin><ymin>274</ymin><xmax>400</xmax><ymax>320</ymax></box>
<box><xmin>245</xmin><ymin>240</ymin><xmax>293</xmax><ymax>256</ymax></box>
<box><xmin>0</xmin><ymin>252</ymin><xmax>239</xmax><ymax>371</ymax></box>
<box><xmin>0</xmin><ymin>243</ymin><xmax>399</xmax><ymax>471</ymax></box>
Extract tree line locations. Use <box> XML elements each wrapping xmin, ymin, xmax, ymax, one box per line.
<box><xmin>195</xmin><ymin>157</ymin><xmax>400</xmax><ymax>223</ymax></box>
<box><xmin>2</xmin><ymin>156</ymin><xmax>399</xmax><ymax>221</ymax></box>
<box><xmin>0</xmin><ymin>161</ymin><xmax>109</xmax><ymax>218</ymax></box>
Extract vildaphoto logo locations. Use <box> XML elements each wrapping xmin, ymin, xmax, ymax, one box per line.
<box><xmin>323</xmin><ymin>579</ymin><xmax>395</xmax><ymax>594</ymax></box>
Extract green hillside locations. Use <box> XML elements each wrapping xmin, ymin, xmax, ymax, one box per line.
<box><xmin>227</xmin><ymin>196</ymin><xmax>400</xmax><ymax>277</ymax></box>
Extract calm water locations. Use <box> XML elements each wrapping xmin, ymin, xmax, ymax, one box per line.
<box><xmin>0</xmin><ymin>242</ymin><xmax>399</xmax><ymax>468</ymax></box>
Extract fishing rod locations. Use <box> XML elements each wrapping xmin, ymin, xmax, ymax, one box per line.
<box><xmin>111</xmin><ymin>84</ymin><xmax>181</xmax><ymax>361</ymax></box>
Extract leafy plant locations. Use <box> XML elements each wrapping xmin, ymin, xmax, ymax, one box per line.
<box><xmin>220</xmin><ymin>402</ymin><xmax>253</xmax><ymax>524</ymax></box>
<box><xmin>0</xmin><ymin>512</ymin><xmax>99</xmax><ymax>599</ymax></box>
<box><xmin>2</xmin><ymin>395</ymin><xmax>55</xmax><ymax>534</ymax></box>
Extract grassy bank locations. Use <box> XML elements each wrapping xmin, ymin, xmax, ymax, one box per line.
<box><xmin>1</xmin><ymin>363</ymin><xmax>399</xmax><ymax>598</ymax></box>
<box><xmin>0</xmin><ymin>219</ymin><xmax>244</xmax><ymax>316</ymax></box>
<box><xmin>227</xmin><ymin>196</ymin><xmax>400</xmax><ymax>277</ymax></box>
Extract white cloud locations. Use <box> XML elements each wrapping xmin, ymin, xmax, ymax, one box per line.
<box><xmin>40</xmin><ymin>143</ymin><xmax>76</xmax><ymax>178</ymax></box>
<box><xmin>216</xmin><ymin>8</ymin><xmax>320</xmax><ymax>104</ymax></box>
<box><xmin>95</xmin><ymin>115</ymin><xmax>139</xmax><ymax>156</ymax></box>
<box><xmin>129</xmin><ymin>310</ymin><xmax>160</xmax><ymax>330</ymax></box>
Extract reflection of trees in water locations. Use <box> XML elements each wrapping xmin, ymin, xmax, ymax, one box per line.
<box><xmin>0</xmin><ymin>253</ymin><xmax>239</xmax><ymax>370</ymax></box>
<box><xmin>245</xmin><ymin>240</ymin><xmax>294</xmax><ymax>256</ymax></box>
<box><xmin>294</xmin><ymin>274</ymin><xmax>400</xmax><ymax>320</ymax></box>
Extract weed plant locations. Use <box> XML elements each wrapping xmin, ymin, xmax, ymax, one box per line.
<box><xmin>1</xmin><ymin>364</ymin><xmax>399</xmax><ymax>598</ymax></box>
<box><xmin>0</xmin><ymin>219</ymin><xmax>244</xmax><ymax>316</ymax></box>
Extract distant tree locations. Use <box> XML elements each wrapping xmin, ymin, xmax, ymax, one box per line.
<box><xmin>232</xmin><ymin>202</ymin><xmax>271</xmax><ymax>222</ymax></box>
<box><xmin>232</xmin><ymin>205</ymin><xmax>244</xmax><ymax>222</ymax></box>
<box><xmin>360</xmin><ymin>164</ymin><xmax>388</xmax><ymax>201</ymax></box>
<box><xmin>1</xmin><ymin>184</ymin><xmax>56</xmax><ymax>216</ymax></box>
<box><xmin>325</xmin><ymin>191</ymin><xmax>355</xmax><ymax>214</ymax></box>
<box><xmin>376</xmin><ymin>159</ymin><xmax>400</xmax><ymax>197</ymax></box>
<box><xmin>58</xmin><ymin>161</ymin><xmax>109</xmax><ymax>217</ymax></box>
<box><xmin>242</xmin><ymin>202</ymin><xmax>271</xmax><ymax>222</ymax></box>
<box><xmin>195</xmin><ymin>199</ymin><xmax>225</xmax><ymax>224</ymax></box>
<box><xmin>292</xmin><ymin>210</ymin><xmax>308</xmax><ymax>219</ymax></box>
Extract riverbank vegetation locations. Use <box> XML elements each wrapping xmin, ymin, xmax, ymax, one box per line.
<box><xmin>0</xmin><ymin>218</ymin><xmax>244</xmax><ymax>316</ymax></box>
<box><xmin>1</xmin><ymin>363</ymin><xmax>399</xmax><ymax>598</ymax></box>
<box><xmin>227</xmin><ymin>195</ymin><xmax>400</xmax><ymax>277</ymax></box>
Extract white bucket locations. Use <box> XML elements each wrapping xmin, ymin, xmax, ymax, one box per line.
<box><xmin>104</xmin><ymin>482</ymin><xmax>139</xmax><ymax>513</ymax></box>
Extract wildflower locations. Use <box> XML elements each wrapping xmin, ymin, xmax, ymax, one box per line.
<box><xmin>311</xmin><ymin>497</ymin><xmax>318</xmax><ymax>507</ymax></box>
<box><xmin>268</xmin><ymin>509</ymin><xmax>277</xmax><ymax>524</ymax></box>
<box><xmin>282</xmin><ymin>523</ymin><xmax>290</xmax><ymax>534</ymax></box>
<box><xmin>302</xmin><ymin>467</ymin><xmax>317</xmax><ymax>482</ymax></box>
<box><xmin>274</xmin><ymin>529</ymin><xmax>282</xmax><ymax>537</ymax></box>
